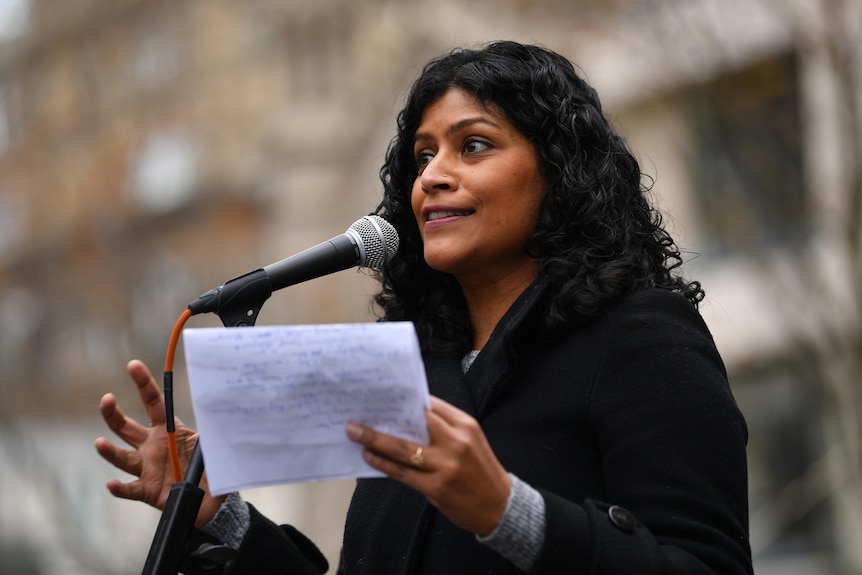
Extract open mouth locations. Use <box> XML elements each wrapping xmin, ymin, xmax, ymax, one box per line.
<box><xmin>426</xmin><ymin>210</ymin><xmax>474</xmax><ymax>222</ymax></box>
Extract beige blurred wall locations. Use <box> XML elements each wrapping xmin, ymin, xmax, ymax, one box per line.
<box><xmin>0</xmin><ymin>0</ymin><xmax>859</xmax><ymax>573</ymax></box>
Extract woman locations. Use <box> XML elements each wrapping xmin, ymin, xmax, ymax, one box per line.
<box><xmin>96</xmin><ymin>41</ymin><xmax>753</xmax><ymax>574</ymax></box>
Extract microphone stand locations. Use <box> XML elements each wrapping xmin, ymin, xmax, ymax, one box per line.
<box><xmin>142</xmin><ymin>286</ymin><xmax>273</xmax><ymax>575</ymax></box>
<box><xmin>141</xmin><ymin>442</ymin><xmax>208</xmax><ymax>574</ymax></box>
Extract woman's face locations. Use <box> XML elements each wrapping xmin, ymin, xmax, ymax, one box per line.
<box><xmin>411</xmin><ymin>87</ymin><xmax>546</xmax><ymax>287</ymax></box>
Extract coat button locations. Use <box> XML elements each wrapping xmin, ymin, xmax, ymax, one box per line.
<box><xmin>608</xmin><ymin>505</ymin><xmax>637</xmax><ymax>532</ymax></box>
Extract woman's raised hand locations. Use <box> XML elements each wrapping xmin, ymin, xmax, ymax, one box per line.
<box><xmin>94</xmin><ymin>359</ymin><xmax>225</xmax><ymax>527</ymax></box>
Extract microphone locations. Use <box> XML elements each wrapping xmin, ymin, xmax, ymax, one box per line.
<box><xmin>188</xmin><ymin>215</ymin><xmax>399</xmax><ymax>324</ymax></box>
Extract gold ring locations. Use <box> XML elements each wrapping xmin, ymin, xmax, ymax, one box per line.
<box><xmin>409</xmin><ymin>446</ymin><xmax>425</xmax><ymax>468</ymax></box>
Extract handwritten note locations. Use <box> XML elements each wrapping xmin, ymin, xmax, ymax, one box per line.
<box><xmin>183</xmin><ymin>322</ymin><xmax>430</xmax><ymax>495</ymax></box>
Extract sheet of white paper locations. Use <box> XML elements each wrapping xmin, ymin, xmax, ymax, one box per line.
<box><xmin>183</xmin><ymin>322</ymin><xmax>430</xmax><ymax>495</ymax></box>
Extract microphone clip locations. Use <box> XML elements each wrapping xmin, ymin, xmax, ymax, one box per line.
<box><xmin>187</xmin><ymin>268</ymin><xmax>272</xmax><ymax>327</ymax></box>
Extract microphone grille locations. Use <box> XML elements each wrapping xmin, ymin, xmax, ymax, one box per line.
<box><xmin>348</xmin><ymin>215</ymin><xmax>400</xmax><ymax>269</ymax></box>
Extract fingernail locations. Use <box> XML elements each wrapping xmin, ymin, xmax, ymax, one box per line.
<box><xmin>346</xmin><ymin>423</ymin><xmax>364</xmax><ymax>441</ymax></box>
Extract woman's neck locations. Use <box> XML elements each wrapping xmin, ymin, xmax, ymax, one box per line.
<box><xmin>459</xmin><ymin>264</ymin><xmax>539</xmax><ymax>350</ymax></box>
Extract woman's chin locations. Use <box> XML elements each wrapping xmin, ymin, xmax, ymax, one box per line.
<box><xmin>423</xmin><ymin>250</ymin><xmax>468</xmax><ymax>276</ymax></box>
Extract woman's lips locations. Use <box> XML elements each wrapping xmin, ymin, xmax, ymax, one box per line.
<box><xmin>423</xmin><ymin>208</ymin><xmax>474</xmax><ymax>225</ymax></box>
<box><xmin>428</xmin><ymin>210</ymin><xmax>467</xmax><ymax>221</ymax></box>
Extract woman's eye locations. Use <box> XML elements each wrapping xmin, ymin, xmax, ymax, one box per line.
<box><xmin>463</xmin><ymin>139</ymin><xmax>490</xmax><ymax>154</ymax></box>
<box><xmin>415</xmin><ymin>150</ymin><xmax>434</xmax><ymax>167</ymax></box>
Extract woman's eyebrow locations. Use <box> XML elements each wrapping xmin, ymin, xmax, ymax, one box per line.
<box><xmin>414</xmin><ymin>116</ymin><xmax>503</xmax><ymax>143</ymax></box>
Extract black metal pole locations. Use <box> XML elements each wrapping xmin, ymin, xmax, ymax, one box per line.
<box><xmin>141</xmin><ymin>442</ymin><xmax>206</xmax><ymax>575</ymax></box>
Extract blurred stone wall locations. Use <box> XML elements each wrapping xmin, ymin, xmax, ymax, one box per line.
<box><xmin>0</xmin><ymin>0</ymin><xmax>859</xmax><ymax>572</ymax></box>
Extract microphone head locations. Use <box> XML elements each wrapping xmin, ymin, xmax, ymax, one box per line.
<box><xmin>348</xmin><ymin>215</ymin><xmax>399</xmax><ymax>269</ymax></box>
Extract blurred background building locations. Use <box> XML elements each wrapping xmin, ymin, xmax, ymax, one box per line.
<box><xmin>0</xmin><ymin>0</ymin><xmax>859</xmax><ymax>573</ymax></box>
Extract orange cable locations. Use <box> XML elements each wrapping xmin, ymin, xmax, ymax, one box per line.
<box><xmin>164</xmin><ymin>308</ymin><xmax>192</xmax><ymax>483</ymax></box>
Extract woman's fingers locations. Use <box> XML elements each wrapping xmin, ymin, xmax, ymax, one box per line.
<box><xmin>346</xmin><ymin>423</ymin><xmax>425</xmax><ymax>470</ymax></box>
<box><xmin>99</xmin><ymin>393</ymin><xmax>150</xmax><ymax>448</ymax></box>
<box><xmin>346</xmin><ymin>423</ymin><xmax>432</xmax><ymax>485</ymax></box>
<box><xmin>105</xmin><ymin>477</ymin><xmax>152</xmax><ymax>505</ymax></box>
<box><xmin>94</xmin><ymin>436</ymin><xmax>143</xmax><ymax>478</ymax></box>
<box><xmin>346</xmin><ymin>396</ymin><xmax>473</xmax><ymax>473</ymax></box>
<box><xmin>99</xmin><ymin>360</ymin><xmax>170</xmax><ymax>449</ymax></box>
<box><xmin>427</xmin><ymin>395</ymin><xmax>470</xmax><ymax>423</ymax></box>
<box><xmin>127</xmin><ymin>359</ymin><xmax>166</xmax><ymax>428</ymax></box>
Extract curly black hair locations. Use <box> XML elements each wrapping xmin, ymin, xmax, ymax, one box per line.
<box><xmin>373</xmin><ymin>41</ymin><xmax>703</xmax><ymax>357</ymax></box>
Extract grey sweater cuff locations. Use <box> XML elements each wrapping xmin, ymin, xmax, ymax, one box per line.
<box><xmin>476</xmin><ymin>473</ymin><xmax>546</xmax><ymax>572</ymax></box>
<box><xmin>200</xmin><ymin>492</ymin><xmax>250</xmax><ymax>550</ymax></box>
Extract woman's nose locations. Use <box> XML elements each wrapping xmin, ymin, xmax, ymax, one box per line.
<box><xmin>419</xmin><ymin>157</ymin><xmax>456</xmax><ymax>192</ymax></box>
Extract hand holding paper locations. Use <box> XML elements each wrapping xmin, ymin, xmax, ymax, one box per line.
<box><xmin>183</xmin><ymin>322</ymin><xmax>430</xmax><ymax>495</ymax></box>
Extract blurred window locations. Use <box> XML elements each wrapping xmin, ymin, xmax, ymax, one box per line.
<box><xmin>128</xmin><ymin>127</ymin><xmax>199</xmax><ymax>213</ymax></box>
<box><xmin>0</xmin><ymin>84</ymin><xmax>7</xmax><ymax>154</ymax></box>
<box><xmin>133</xmin><ymin>10</ymin><xmax>183</xmax><ymax>91</ymax></box>
<box><xmin>733</xmin><ymin>356</ymin><xmax>834</xmax><ymax>564</ymax></box>
<box><xmin>687</xmin><ymin>52</ymin><xmax>808</xmax><ymax>256</ymax></box>
<box><xmin>0</xmin><ymin>195</ymin><xmax>22</xmax><ymax>262</ymax></box>
<box><xmin>0</xmin><ymin>0</ymin><xmax>28</xmax><ymax>43</ymax></box>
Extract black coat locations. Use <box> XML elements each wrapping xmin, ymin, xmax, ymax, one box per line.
<box><xmin>227</xmin><ymin>282</ymin><xmax>753</xmax><ymax>574</ymax></box>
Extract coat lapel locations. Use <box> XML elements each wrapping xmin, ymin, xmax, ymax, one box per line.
<box><xmin>424</xmin><ymin>356</ymin><xmax>478</xmax><ymax>417</ymax></box>
<box><xmin>465</xmin><ymin>278</ymin><xmax>549</xmax><ymax>419</ymax></box>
